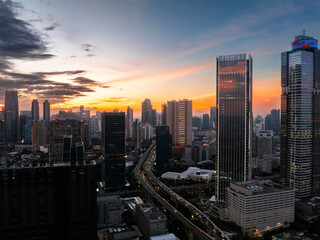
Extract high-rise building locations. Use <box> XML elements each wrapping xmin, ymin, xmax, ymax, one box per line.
<box><xmin>31</xmin><ymin>99</ymin><xmax>39</xmax><ymax>122</ymax></box>
<box><xmin>0</xmin><ymin>164</ymin><xmax>97</xmax><ymax>240</ymax></box>
<box><xmin>43</xmin><ymin>100</ymin><xmax>50</xmax><ymax>126</ymax></box>
<box><xmin>141</xmin><ymin>99</ymin><xmax>152</xmax><ymax>124</ymax></box>
<box><xmin>216</xmin><ymin>54</ymin><xmax>253</xmax><ymax>202</ymax></box>
<box><xmin>101</xmin><ymin>112</ymin><xmax>125</xmax><ymax>189</ymax></box>
<box><xmin>265</xmin><ymin>109</ymin><xmax>280</xmax><ymax>135</ymax></box>
<box><xmin>4</xmin><ymin>90</ymin><xmax>19</xmax><ymax>144</ymax></box>
<box><xmin>161</xmin><ymin>104</ymin><xmax>167</xmax><ymax>126</ymax></box>
<box><xmin>210</xmin><ymin>106</ymin><xmax>216</xmax><ymax>129</ymax></box>
<box><xmin>132</xmin><ymin>119</ymin><xmax>141</xmax><ymax>149</ymax></box>
<box><xmin>281</xmin><ymin>34</ymin><xmax>320</xmax><ymax>198</ymax></box>
<box><xmin>0</xmin><ymin>110</ymin><xmax>4</xmax><ymax>143</ymax></box>
<box><xmin>202</xmin><ymin>114</ymin><xmax>210</xmax><ymax>131</ymax></box>
<box><xmin>126</xmin><ymin>106</ymin><xmax>133</xmax><ymax>139</ymax></box>
<box><xmin>49</xmin><ymin>119</ymin><xmax>83</xmax><ymax>164</ymax></box>
<box><xmin>167</xmin><ymin>99</ymin><xmax>192</xmax><ymax>146</ymax></box>
<box><xmin>156</xmin><ymin>126</ymin><xmax>171</xmax><ymax>171</ymax></box>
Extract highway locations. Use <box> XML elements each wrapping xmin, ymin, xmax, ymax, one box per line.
<box><xmin>144</xmin><ymin>149</ymin><xmax>230</xmax><ymax>240</ymax></box>
<box><xmin>134</xmin><ymin>142</ymin><xmax>215</xmax><ymax>240</ymax></box>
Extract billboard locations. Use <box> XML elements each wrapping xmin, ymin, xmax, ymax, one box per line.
<box><xmin>291</xmin><ymin>39</ymin><xmax>318</xmax><ymax>50</ymax></box>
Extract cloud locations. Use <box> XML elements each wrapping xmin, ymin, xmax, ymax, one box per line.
<box><xmin>0</xmin><ymin>0</ymin><xmax>54</xmax><ymax>63</ymax></box>
<box><xmin>72</xmin><ymin>76</ymin><xmax>110</xmax><ymax>88</ymax></box>
<box><xmin>44</xmin><ymin>22</ymin><xmax>60</xmax><ymax>31</ymax></box>
<box><xmin>82</xmin><ymin>43</ymin><xmax>97</xmax><ymax>57</ymax></box>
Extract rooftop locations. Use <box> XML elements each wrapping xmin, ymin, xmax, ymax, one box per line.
<box><xmin>138</xmin><ymin>203</ymin><xmax>166</xmax><ymax>220</ymax></box>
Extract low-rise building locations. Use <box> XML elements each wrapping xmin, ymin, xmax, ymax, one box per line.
<box><xmin>161</xmin><ymin>167</ymin><xmax>215</xmax><ymax>182</ymax></box>
<box><xmin>97</xmin><ymin>195</ymin><xmax>124</xmax><ymax>228</ymax></box>
<box><xmin>136</xmin><ymin>203</ymin><xmax>167</xmax><ymax>237</ymax></box>
<box><xmin>150</xmin><ymin>233</ymin><xmax>179</xmax><ymax>240</ymax></box>
<box><xmin>226</xmin><ymin>180</ymin><xmax>294</xmax><ymax>234</ymax></box>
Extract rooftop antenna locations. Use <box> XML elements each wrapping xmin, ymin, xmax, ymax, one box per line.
<box><xmin>303</xmin><ymin>29</ymin><xmax>306</xmax><ymax>36</ymax></box>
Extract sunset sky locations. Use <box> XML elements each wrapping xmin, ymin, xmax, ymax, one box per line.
<box><xmin>0</xmin><ymin>0</ymin><xmax>320</xmax><ymax>117</ymax></box>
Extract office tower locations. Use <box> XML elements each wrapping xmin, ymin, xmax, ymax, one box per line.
<box><xmin>79</xmin><ymin>105</ymin><xmax>90</xmax><ymax>120</ymax></box>
<box><xmin>151</xmin><ymin>109</ymin><xmax>157</xmax><ymax>127</ymax></box>
<box><xmin>141</xmin><ymin>98</ymin><xmax>152</xmax><ymax>124</ymax></box>
<box><xmin>210</xmin><ymin>106</ymin><xmax>216</xmax><ymax>129</ymax></box>
<box><xmin>167</xmin><ymin>99</ymin><xmax>192</xmax><ymax>146</ymax></box>
<box><xmin>256</xmin><ymin>130</ymin><xmax>274</xmax><ymax>158</ymax></box>
<box><xmin>126</xmin><ymin>106</ymin><xmax>133</xmax><ymax>139</ymax></box>
<box><xmin>202</xmin><ymin>114</ymin><xmax>210</xmax><ymax>131</ymax></box>
<box><xmin>4</xmin><ymin>90</ymin><xmax>19</xmax><ymax>144</ymax></box>
<box><xmin>265</xmin><ymin>109</ymin><xmax>280</xmax><ymax>135</ymax></box>
<box><xmin>31</xmin><ymin>99</ymin><xmax>39</xmax><ymax>122</ymax></box>
<box><xmin>0</xmin><ymin>164</ymin><xmax>97</xmax><ymax>240</ymax></box>
<box><xmin>49</xmin><ymin>119</ymin><xmax>83</xmax><ymax>164</ymax></box>
<box><xmin>43</xmin><ymin>100</ymin><xmax>50</xmax><ymax>126</ymax></box>
<box><xmin>32</xmin><ymin>120</ymin><xmax>48</xmax><ymax>146</ymax></box>
<box><xmin>281</xmin><ymin>34</ymin><xmax>320</xmax><ymax>198</ymax></box>
<box><xmin>216</xmin><ymin>54</ymin><xmax>252</xmax><ymax>202</ymax></box>
<box><xmin>132</xmin><ymin>119</ymin><xmax>141</xmax><ymax>149</ymax></box>
<box><xmin>0</xmin><ymin>110</ymin><xmax>4</xmax><ymax>143</ymax></box>
<box><xmin>101</xmin><ymin>112</ymin><xmax>125</xmax><ymax>188</ymax></box>
<box><xmin>192</xmin><ymin>116</ymin><xmax>202</xmax><ymax>130</ymax></box>
<box><xmin>156</xmin><ymin>126</ymin><xmax>171</xmax><ymax>171</ymax></box>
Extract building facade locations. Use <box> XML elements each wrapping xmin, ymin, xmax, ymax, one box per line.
<box><xmin>126</xmin><ymin>106</ymin><xmax>133</xmax><ymax>140</ymax></box>
<box><xmin>216</xmin><ymin>54</ymin><xmax>253</xmax><ymax>202</ymax></box>
<box><xmin>156</xmin><ymin>126</ymin><xmax>171</xmax><ymax>171</ymax></box>
<box><xmin>43</xmin><ymin>100</ymin><xmax>50</xmax><ymax>126</ymax></box>
<box><xmin>281</xmin><ymin>35</ymin><xmax>320</xmax><ymax>198</ymax></box>
<box><xmin>0</xmin><ymin>164</ymin><xmax>97</xmax><ymax>240</ymax></box>
<box><xmin>101</xmin><ymin>112</ymin><xmax>126</xmax><ymax>189</ymax></box>
<box><xmin>226</xmin><ymin>181</ymin><xmax>294</xmax><ymax>234</ymax></box>
<box><xmin>31</xmin><ymin>99</ymin><xmax>39</xmax><ymax>122</ymax></box>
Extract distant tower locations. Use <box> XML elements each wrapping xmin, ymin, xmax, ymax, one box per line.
<box><xmin>281</xmin><ymin>34</ymin><xmax>320</xmax><ymax>198</ymax></box>
<box><xmin>43</xmin><ymin>100</ymin><xmax>50</xmax><ymax>126</ymax></box>
<box><xmin>31</xmin><ymin>100</ymin><xmax>39</xmax><ymax>122</ymax></box>
<box><xmin>141</xmin><ymin>99</ymin><xmax>152</xmax><ymax>124</ymax></box>
<box><xmin>161</xmin><ymin>104</ymin><xmax>167</xmax><ymax>126</ymax></box>
<box><xmin>126</xmin><ymin>106</ymin><xmax>133</xmax><ymax>139</ymax></box>
<box><xmin>156</xmin><ymin>126</ymin><xmax>171</xmax><ymax>171</ymax></box>
<box><xmin>4</xmin><ymin>90</ymin><xmax>19</xmax><ymax>143</ymax></box>
<box><xmin>216</xmin><ymin>54</ymin><xmax>253</xmax><ymax>202</ymax></box>
<box><xmin>202</xmin><ymin>114</ymin><xmax>209</xmax><ymax>131</ymax></box>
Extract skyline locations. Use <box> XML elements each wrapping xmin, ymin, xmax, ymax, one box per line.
<box><xmin>1</xmin><ymin>1</ymin><xmax>320</xmax><ymax>117</ymax></box>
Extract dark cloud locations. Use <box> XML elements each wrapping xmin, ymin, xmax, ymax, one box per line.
<box><xmin>44</xmin><ymin>22</ymin><xmax>60</xmax><ymax>31</ymax></box>
<box><xmin>72</xmin><ymin>77</ymin><xmax>110</xmax><ymax>88</ymax></box>
<box><xmin>82</xmin><ymin>43</ymin><xmax>97</xmax><ymax>57</ymax></box>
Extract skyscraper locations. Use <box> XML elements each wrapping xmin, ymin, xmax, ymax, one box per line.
<box><xmin>156</xmin><ymin>126</ymin><xmax>171</xmax><ymax>171</ymax></box>
<box><xmin>43</xmin><ymin>100</ymin><xmax>50</xmax><ymax>126</ymax></box>
<box><xmin>210</xmin><ymin>106</ymin><xmax>216</xmax><ymax>129</ymax></box>
<box><xmin>177</xmin><ymin>99</ymin><xmax>192</xmax><ymax>146</ymax></box>
<box><xmin>126</xmin><ymin>106</ymin><xmax>133</xmax><ymax>139</ymax></box>
<box><xmin>167</xmin><ymin>99</ymin><xmax>192</xmax><ymax>146</ymax></box>
<box><xmin>4</xmin><ymin>90</ymin><xmax>19</xmax><ymax>144</ymax></box>
<box><xmin>141</xmin><ymin>98</ymin><xmax>152</xmax><ymax>123</ymax></box>
<box><xmin>265</xmin><ymin>109</ymin><xmax>280</xmax><ymax>135</ymax></box>
<box><xmin>101</xmin><ymin>112</ymin><xmax>126</xmax><ymax>188</ymax></box>
<box><xmin>202</xmin><ymin>114</ymin><xmax>209</xmax><ymax>131</ymax></box>
<box><xmin>32</xmin><ymin>120</ymin><xmax>48</xmax><ymax>146</ymax></box>
<box><xmin>161</xmin><ymin>104</ymin><xmax>167</xmax><ymax>126</ymax></box>
<box><xmin>216</xmin><ymin>53</ymin><xmax>253</xmax><ymax>202</ymax></box>
<box><xmin>31</xmin><ymin>99</ymin><xmax>39</xmax><ymax>122</ymax></box>
<box><xmin>281</xmin><ymin>34</ymin><xmax>320</xmax><ymax>198</ymax></box>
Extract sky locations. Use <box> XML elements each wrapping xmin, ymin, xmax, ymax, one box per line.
<box><xmin>0</xmin><ymin>0</ymin><xmax>320</xmax><ymax>117</ymax></box>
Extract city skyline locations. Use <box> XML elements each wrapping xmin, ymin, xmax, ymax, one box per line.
<box><xmin>1</xmin><ymin>1</ymin><xmax>320</xmax><ymax>117</ymax></box>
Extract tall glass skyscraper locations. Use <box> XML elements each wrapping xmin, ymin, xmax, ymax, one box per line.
<box><xmin>31</xmin><ymin>99</ymin><xmax>39</xmax><ymax>122</ymax></box>
<box><xmin>281</xmin><ymin>35</ymin><xmax>320</xmax><ymax>198</ymax></box>
<box><xmin>216</xmin><ymin>54</ymin><xmax>252</xmax><ymax>202</ymax></box>
<box><xmin>4</xmin><ymin>90</ymin><xmax>19</xmax><ymax>144</ymax></box>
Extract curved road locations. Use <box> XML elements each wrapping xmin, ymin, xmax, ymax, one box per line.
<box><xmin>134</xmin><ymin>142</ymin><xmax>215</xmax><ymax>240</ymax></box>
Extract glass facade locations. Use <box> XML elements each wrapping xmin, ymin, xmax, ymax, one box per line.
<box><xmin>281</xmin><ymin>35</ymin><xmax>320</xmax><ymax>198</ymax></box>
<box><xmin>4</xmin><ymin>90</ymin><xmax>19</xmax><ymax>143</ymax></box>
<box><xmin>216</xmin><ymin>54</ymin><xmax>252</xmax><ymax>202</ymax></box>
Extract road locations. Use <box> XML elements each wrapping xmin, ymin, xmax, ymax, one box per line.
<box><xmin>144</xmin><ymin>148</ymin><xmax>230</xmax><ymax>240</ymax></box>
<box><xmin>134</xmin><ymin>142</ymin><xmax>215</xmax><ymax>240</ymax></box>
